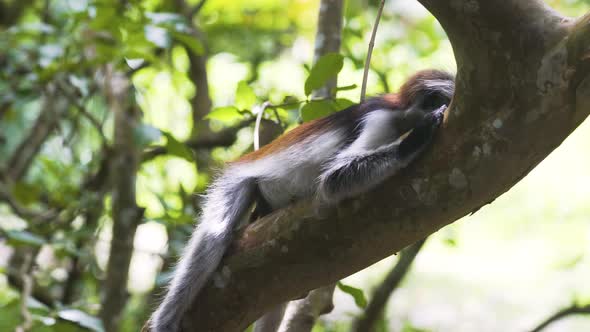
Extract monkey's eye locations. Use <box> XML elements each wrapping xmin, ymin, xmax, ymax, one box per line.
<box><xmin>420</xmin><ymin>93</ymin><xmax>448</xmax><ymax>110</ymax></box>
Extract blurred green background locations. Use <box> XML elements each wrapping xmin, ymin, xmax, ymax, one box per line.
<box><xmin>1</xmin><ymin>0</ymin><xmax>589</xmax><ymax>331</ymax></box>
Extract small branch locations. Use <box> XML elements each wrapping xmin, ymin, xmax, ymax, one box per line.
<box><xmin>0</xmin><ymin>184</ymin><xmax>58</xmax><ymax>224</ymax></box>
<box><xmin>352</xmin><ymin>239</ymin><xmax>426</xmax><ymax>332</ymax></box>
<box><xmin>5</xmin><ymin>265</ymin><xmax>54</xmax><ymax>307</ymax></box>
<box><xmin>360</xmin><ymin>0</ymin><xmax>385</xmax><ymax>102</ymax></box>
<box><xmin>374</xmin><ymin>67</ymin><xmax>390</xmax><ymax>93</ymax></box>
<box><xmin>15</xmin><ymin>252</ymin><xmax>34</xmax><ymax>332</ymax></box>
<box><xmin>279</xmin><ymin>285</ymin><xmax>337</xmax><ymax>332</ymax></box>
<box><xmin>56</xmin><ymin>81</ymin><xmax>108</xmax><ymax>143</ymax></box>
<box><xmin>83</xmin><ymin>147</ymin><xmax>114</xmax><ymax>192</ymax></box>
<box><xmin>189</xmin><ymin>0</ymin><xmax>208</xmax><ymax>18</ymax></box>
<box><xmin>126</xmin><ymin>61</ymin><xmax>151</xmax><ymax>76</ymax></box>
<box><xmin>5</xmin><ymin>85</ymin><xmax>67</xmax><ymax>181</ymax></box>
<box><xmin>253</xmin><ymin>102</ymin><xmax>271</xmax><ymax>151</ymax></box>
<box><xmin>141</xmin><ymin>118</ymin><xmax>255</xmax><ymax>162</ymax></box>
<box><xmin>528</xmin><ymin>304</ymin><xmax>590</xmax><ymax>332</ymax></box>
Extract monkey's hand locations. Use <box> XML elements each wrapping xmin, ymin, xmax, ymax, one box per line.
<box><xmin>398</xmin><ymin>105</ymin><xmax>446</xmax><ymax>159</ymax></box>
<box><xmin>318</xmin><ymin>105</ymin><xmax>446</xmax><ymax>202</ymax></box>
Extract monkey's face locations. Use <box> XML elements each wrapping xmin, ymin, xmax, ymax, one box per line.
<box><xmin>397</xmin><ymin>91</ymin><xmax>450</xmax><ymax>134</ymax></box>
<box><xmin>420</xmin><ymin>92</ymin><xmax>451</xmax><ymax>112</ymax></box>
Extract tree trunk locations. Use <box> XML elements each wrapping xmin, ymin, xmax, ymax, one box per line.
<box><xmin>100</xmin><ymin>71</ymin><xmax>144</xmax><ymax>332</ymax></box>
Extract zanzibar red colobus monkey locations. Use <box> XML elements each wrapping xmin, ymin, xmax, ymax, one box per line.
<box><xmin>149</xmin><ymin>69</ymin><xmax>455</xmax><ymax>331</ymax></box>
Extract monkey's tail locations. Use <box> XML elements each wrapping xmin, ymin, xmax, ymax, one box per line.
<box><xmin>150</xmin><ymin>174</ymin><xmax>257</xmax><ymax>332</ymax></box>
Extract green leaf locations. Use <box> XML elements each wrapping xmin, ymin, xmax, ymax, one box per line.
<box><xmin>58</xmin><ymin>309</ymin><xmax>104</xmax><ymax>332</ymax></box>
<box><xmin>235</xmin><ymin>81</ymin><xmax>257</xmax><ymax>110</ymax></box>
<box><xmin>443</xmin><ymin>237</ymin><xmax>457</xmax><ymax>247</ymax></box>
<box><xmin>300</xmin><ymin>100</ymin><xmax>335</xmax><ymax>122</ymax></box>
<box><xmin>205</xmin><ymin>106</ymin><xmax>243</xmax><ymax>124</ymax></box>
<box><xmin>334</xmin><ymin>98</ymin><xmax>355</xmax><ymax>110</ymax></box>
<box><xmin>170</xmin><ymin>31</ymin><xmax>204</xmax><ymax>55</ymax></box>
<box><xmin>163</xmin><ymin>133</ymin><xmax>194</xmax><ymax>162</ymax></box>
<box><xmin>304</xmin><ymin>53</ymin><xmax>344</xmax><ymax>96</ymax></box>
<box><xmin>12</xmin><ymin>182</ymin><xmax>40</xmax><ymax>205</ymax></box>
<box><xmin>337</xmin><ymin>281</ymin><xmax>367</xmax><ymax>309</ymax></box>
<box><xmin>5</xmin><ymin>230</ymin><xmax>46</xmax><ymax>247</ymax></box>
<box><xmin>134</xmin><ymin>124</ymin><xmax>162</xmax><ymax>147</ymax></box>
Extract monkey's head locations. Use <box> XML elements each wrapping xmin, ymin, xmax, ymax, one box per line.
<box><xmin>398</xmin><ymin>69</ymin><xmax>455</xmax><ymax>125</ymax></box>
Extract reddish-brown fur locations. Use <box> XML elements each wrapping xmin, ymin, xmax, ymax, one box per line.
<box><xmin>236</xmin><ymin>69</ymin><xmax>451</xmax><ymax>163</ymax></box>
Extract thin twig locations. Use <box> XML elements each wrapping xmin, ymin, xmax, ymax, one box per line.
<box><xmin>271</xmin><ymin>108</ymin><xmax>285</xmax><ymax>129</ymax></box>
<box><xmin>4</xmin><ymin>263</ymin><xmax>54</xmax><ymax>307</ymax></box>
<box><xmin>55</xmin><ymin>81</ymin><xmax>108</xmax><ymax>143</ymax></box>
<box><xmin>126</xmin><ymin>61</ymin><xmax>151</xmax><ymax>76</ymax></box>
<box><xmin>360</xmin><ymin>0</ymin><xmax>386</xmax><ymax>102</ymax></box>
<box><xmin>267</xmin><ymin>100</ymin><xmax>306</xmax><ymax>109</ymax></box>
<box><xmin>141</xmin><ymin>118</ymin><xmax>256</xmax><ymax>162</ymax></box>
<box><xmin>254</xmin><ymin>101</ymin><xmax>271</xmax><ymax>151</ymax></box>
<box><xmin>189</xmin><ymin>0</ymin><xmax>208</xmax><ymax>17</ymax></box>
<box><xmin>528</xmin><ymin>304</ymin><xmax>590</xmax><ymax>332</ymax></box>
<box><xmin>0</xmin><ymin>184</ymin><xmax>58</xmax><ymax>223</ymax></box>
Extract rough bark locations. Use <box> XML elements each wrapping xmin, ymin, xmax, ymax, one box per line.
<box><xmin>100</xmin><ymin>72</ymin><xmax>145</xmax><ymax>332</ymax></box>
<box><xmin>177</xmin><ymin>1</ymin><xmax>590</xmax><ymax>330</ymax></box>
<box><xmin>351</xmin><ymin>239</ymin><xmax>425</xmax><ymax>332</ymax></box>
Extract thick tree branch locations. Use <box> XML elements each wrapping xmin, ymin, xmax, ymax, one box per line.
<box><xmin>176</xmin><ymin>1</ymin><xmax>590</xmax><ymax>330</ymax></box>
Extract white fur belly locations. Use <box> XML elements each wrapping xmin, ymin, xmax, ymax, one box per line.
<box><xmin>258</xmin><ymin>162</ymin><xmax>321</xmax><ymax>209</ymax></box>
<box><xmin>254</xmin><ymin>129</ymin><xmax>346</xmax><ymax>209</ymax></box>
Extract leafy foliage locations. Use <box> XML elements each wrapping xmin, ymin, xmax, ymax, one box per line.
<box><xmin>1</xmin><ymin>0</ymin><xmax>589</xmax><ymax>331</ymax></box>
<box><xmin>337</xmin><ymin>281</ymin><xmax>367</xmax><ymax>309</ymax></box>
<box><xmin>304</xmin><ymin>53</ymin><xmax>344</xmax><ymax>96</ymax></box>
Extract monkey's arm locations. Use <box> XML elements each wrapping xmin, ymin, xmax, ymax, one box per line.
<box><xmin>319</xmin><ymin>106</ymin><xmax>445</xmax><ymax>202</ymax></box>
